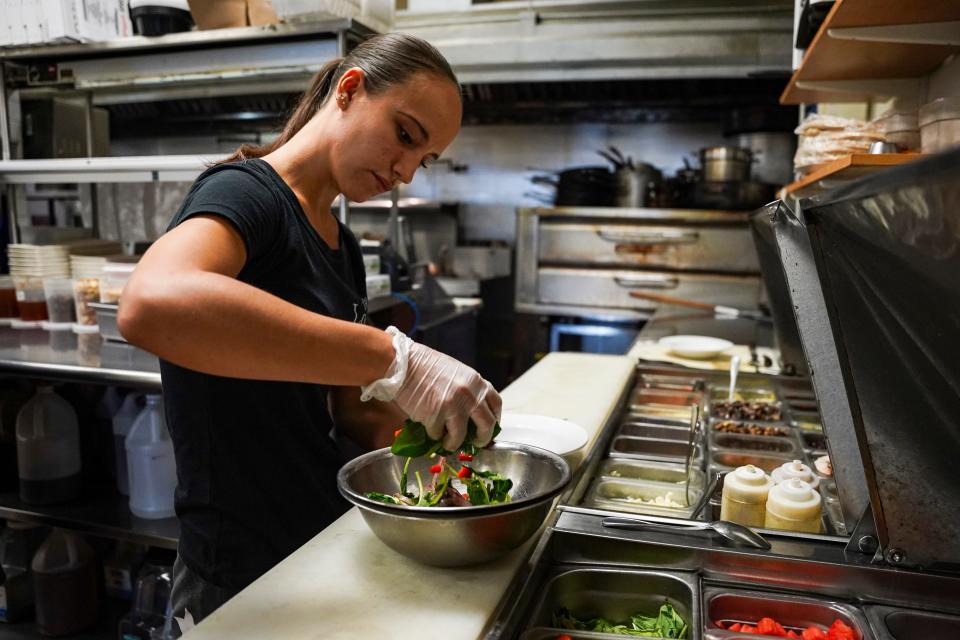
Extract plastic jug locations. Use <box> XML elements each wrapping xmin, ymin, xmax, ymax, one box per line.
<box><xmin>0</xmin><ymin>521</ymin><xmax>46</xmax><ymax>622</ymax></box>
<box><xmin>103</xmin><ymin>541</ymin><xmax>146</xmax><ymax>600</ymax></box>
<box><xmin>113</xmin><ymin>393</ymin><xmax>142</xmax><ymax>496</ymax></box>
<box><xmin>126</xmin><ymin>395</ymin><xmax>177</xmax><ymax>519</ymax></box>
<box><xmin>15</xmin><ymin>386</ymin><xmax>82</xmax><ymax>505</ymax></box>
<box><xmin>765</xmin><ymin>478</ymin><xmax>822</xmax><ymax>533</ymax></box>
<box><xmin>720</xmin><ymin>464</ymin><xmax>773</xmax><ymax>528</ymax></box>
<box><xmin>0</xmin><ymin>384</ymin><xmax>32</xmax><ymax>491</ymax></box>
<box><xmin>31</xmin><ymin>528</ymin><xmax>99</xmax><ymax>636</ymax></box>
<box><xmin>771</xmin><ymin>459</ymin><xmax>820</xmax><ymax>490</ymax></box>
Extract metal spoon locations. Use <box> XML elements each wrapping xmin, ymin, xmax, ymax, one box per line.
<box><xmin>602</xmin><ymin>515</ymin><xmax>771</xmax><ymax>550</ymax></box>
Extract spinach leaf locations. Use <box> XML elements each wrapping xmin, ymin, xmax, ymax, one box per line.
<box><xmin>364</xmin><ymin>492</ymin><xmax>401</xmax><ymax>505</ymax></box>
<box><xmin>552</xmin><ymin>603</ymin><xmax>688</xmax><ymax>638</ymax></box>
<box><xmin>390</xmin><ymin>419</ymin><xmax>502</xmax><ymax>458</ymax></box>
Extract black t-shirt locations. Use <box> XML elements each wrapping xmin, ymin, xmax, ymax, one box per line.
<box><xmin>159</xmin><ymin>158</ymin><xmax>368</xmax><ymax>591</ymax></box>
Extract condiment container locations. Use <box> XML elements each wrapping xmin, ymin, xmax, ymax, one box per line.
<box><xmin>0</xmin><ymin>521</ymin><xmax>46</xmax><ymax>622</ymax></box>
<box><xmin>72</xmin><ymin>276</ymin><xmax>102</xmax><ymax>325</ymax></box>
<box><xmin>771</xmin><ymin>459</ymin><xmax>820</xmax><ymax>490</ymax></box>
<box><xmin>100</xmin><ymin>262</ymin><xmax>137</xmax><ymax>304</ymax></box>
<box><xmin>15</xmin><ymin>386</ymin><xmax>82</xmax><ymax>505</ymax></box>
<box><xmin>42</xmin><ymin>277</ymin><xmax>76</xmax><ymax>324</ymax></box>
<box><xmin>0</xmin><ymin>275</ymin><xmax>18</xmax><ymax>322</ymax></box>
<box><xmin>720</xmin><ymin>464</ymin><xmax>772</xmax><ymax>528</ymax></box>
<box><xmin>765</xmin><ymin>478</ymin><xmax>822</xmax><ymax>533</ymax></box>
<box><xmin>126</xmin><ymin>395</ymin><xmax>177</xmax><ymax>519</ymax></box>
<box><xmin>31</xmin><ymin>528</ymin><xmax>99</xmax><ymax>636</ymax></box>
<box><xmin>919</xmin><ymin>96</ymin><xmax>960</xmax><ymax>154</ymax></box>
<box><xmin>12</xmin><ymin>276</ymin><xmax>48</xmax><ymax>323</ymax></box>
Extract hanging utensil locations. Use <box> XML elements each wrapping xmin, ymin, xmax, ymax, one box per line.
<box><xmin>597</xmin><ymin>149</ymin><xmax>624</xmax><ymax>169</ymax></box>
<box><xmin>602</xmin><ymin>515</ymin><xmax>771</xmax><ymax>550</ymax></box>
<box><xmin>728</xmin><ymin>356</ymin><xmax>741</xmax><ymax>401</ymax></box>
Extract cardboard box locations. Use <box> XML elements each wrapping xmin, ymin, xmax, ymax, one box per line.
<box><xmin>186</xmin><ymin>0</ymin><xmax>277</xmax><ymax>30</ymax></box>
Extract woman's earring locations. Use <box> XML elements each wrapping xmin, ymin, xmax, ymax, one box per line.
<box><xmin>337</xmin><ymin>94</ymin><xmax>348</xmax><ymax>109</ymax></box>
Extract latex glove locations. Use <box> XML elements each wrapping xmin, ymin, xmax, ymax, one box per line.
<box><xmin>361</xmin><ymin>326</ymin><xmax>501</xmax><ymax>451</ymax></box>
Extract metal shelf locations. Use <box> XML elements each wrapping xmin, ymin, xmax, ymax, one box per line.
<box><xmin>0</xmin><ymin>155</ymin><xmax>212</xmax><ymax>184</ymax></box>
<box><xmin>0</xmin><ymin>327</ymin><xmax>161</xmax><ymax>389</ymax></box>
<box><xmin>0</xmin><ymin>488</ymin><xmax>179</xmax><ymax>550</ymax></box>
<box><xmin>519</xmin><ymin>206</ymin><xmax>751</xmax><ymax>224</ymax></box>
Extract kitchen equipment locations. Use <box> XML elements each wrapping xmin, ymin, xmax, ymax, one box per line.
<box><xmin>337</xmin><ymin>442</ymin><xmax>570</xmax><ymax>566</ymax></box>
<box><xmin>118</xmin><ymin>564</ymin><xmax>174</xmax><ymax>640</ymax></box>
<box><xmin>540</xmin><ymin>166</ymin><xmax>619</xmax><ymax>207</ymax></box>
<box><xmin>594</xmin><ymin>149</ymin><xmax>664</xmax><ymax>208</ymax></box>
<box><xmin>627</xmin><ymin>290</ymin><xmax>769</xmax><ymax>321</ymax></box>
<box><xmin>692</xmin><ymin>179</ymin><xmax>774</xmax><ymax>211</ymax></box>
<box><xmin>765</xmin><ymin>478</ymin><xmax>822</xmax><ymax>533</ymax></box>
<box><xmin>89</xmin><ymin>302</ymin><xmax>123</xmax><ymax>342</ymax></box>
<box><xmin>602</xmin><ymin>515</ymin><xmax>771</xmax><ymax>550</ymax></box>
<box><xmin>129</xmin><ymin>0</ymin><xmax>193</xmax><ymax>36</ymax></box>
<box><xmin>699</xmin><ymin>146</ymin><xmax>753</xmax><ymax>183</ymax></box>
<box><xmin>720</xmin><ymin>464</ymin><xmax>773</xmax><ymax>528</ymax></box>
<box><xmin>16</xmin><ymin>385</ymin><xmax>82</xmax><ymax>505</ymax></box>
<box><xmin>868</xmin><ymin>141</ymin><xmax>900</xmax><ymax>154</ymax></box>
<box><xmin>498</xmin><ymin>413</ymin><xmax>589</xmax><ymax>468</ymax></box>
<box><xmin>771</xmin><ymin>459</ymin><xmax>820</xmax><ymax>491</ymax></box>
<box><xmin>734</xmin><ymin>131</ymin><xmax>797</xmax><ymax>185</ymax></box>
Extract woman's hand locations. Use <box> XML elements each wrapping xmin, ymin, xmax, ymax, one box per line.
<box><xmin>360</xmin><ymin>327</ymin><xmax>501</xmax><ymax>451</ymax></box>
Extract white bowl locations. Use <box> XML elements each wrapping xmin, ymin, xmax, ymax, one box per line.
<box><xmin>498</xmin><ymin>413</ymin><xmax>589</xmax><ymax>468</ymax></box>
<box><xmin>658</xmin><ymin>335</ymin><xmax>734</xmax><ymax>359</ymax></box>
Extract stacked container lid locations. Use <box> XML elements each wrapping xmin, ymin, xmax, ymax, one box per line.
<box><xmin>7</xmin><ymin>244</ymin><xmax>70</xmax><ymax>328</ymax></box>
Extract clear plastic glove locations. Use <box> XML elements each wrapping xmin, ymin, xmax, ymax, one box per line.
<box><xmin>360</xmin><ymin>327</ymin><xmax>501</xmax><ymax>451</ymax></box>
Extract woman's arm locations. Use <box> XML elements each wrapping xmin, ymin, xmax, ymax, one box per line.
<box><xmin>118</xmin><ymin>215</ymin><xmax>394</xmax><ymax>385</ymax></box>
<box><xmin>329</xmin><ymin>386</ymin><xmax>406</xmax><ymax>450</ymax></box>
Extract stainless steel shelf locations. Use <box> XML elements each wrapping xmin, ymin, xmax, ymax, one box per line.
<box><xmin>0</xmin><ymin>488</ymin><xmax>179</xmax><ymax>550</ymax></box>
<box><xmin>0</xmin><ymin>155</ymin><xmax>211</xmax><ymax>185</ymax></box>
<box><xmin>520</xmin><ymin>206</ymin><xmax>751</xmax><ymax>223</ymax></box>
<box><xmin>0</xmin><ymin>327</ymin><xmax>161</xmax><ymax>389</ymax></box>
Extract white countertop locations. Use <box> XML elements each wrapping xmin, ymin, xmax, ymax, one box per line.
<box><xmin>184</xmin><ymin>352</ymin><xmax>634</xmax><ymax>639</ymax></box>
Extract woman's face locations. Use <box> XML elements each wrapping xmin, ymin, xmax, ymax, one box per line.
<box><xmin>330</xmin><ymin>70</ymin><xmax>462</xmax><ymax>203</ymax></box>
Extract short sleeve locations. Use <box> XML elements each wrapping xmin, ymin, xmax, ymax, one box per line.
<box><xmin>168</xmin><ymin>164</ymin><xmax>282</xmax><ymax>266</ymax></box>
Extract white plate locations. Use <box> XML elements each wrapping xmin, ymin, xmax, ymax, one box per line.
<box><xmin>658</xmin><ymin>335</ymin><xmax>734</xmax><ymax>359</ymax></box>
<box><xmin>497</xmin><ymin>413</ymin><xmax>588</xmax><ymax>457</ymax></box>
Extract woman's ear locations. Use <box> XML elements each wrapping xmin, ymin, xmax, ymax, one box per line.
<box><xmin>336</xmin><ymin>67</ymin><xmax>366</xmax><ymax>108</ymax></box>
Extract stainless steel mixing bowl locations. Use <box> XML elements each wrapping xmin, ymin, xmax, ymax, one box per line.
<box><xmin>337</xmin><ymin>442</ymin><xmax>571</xmax><ymax>566</ymax></box>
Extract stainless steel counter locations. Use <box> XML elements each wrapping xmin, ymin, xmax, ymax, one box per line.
<box><xmin>635</xmin><ymin>304</ymin><xmax>775</xmax><ymax>349</ymax></box>
<box><xmin>0</xmin><ymin>326</ymin><xmax>161</xmax><ymax>388</ymax></box>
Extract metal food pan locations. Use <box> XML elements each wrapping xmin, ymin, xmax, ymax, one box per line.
<box><xmin>618</xmin><ymin>421</ymin><xmax>692</xmax><ymax>442</ymax></box>
<box><xmin>629</xmin><ymin>402</ymin><xmax>697</xmax><ymax>421</ymax></box>
<box><xmin>709</xmin><ymin>401</ymin><xmax>784</xmax><ymax>422</ymax></box>
<box><xmin>710</xmin><ymin>432</ymin><xmax>799</xmax><ymax>457</ymax></box>
<box><xmin>526</xmin><ymin>567</ymin><xmax>700</xmax><ymax>634</ymax></box>
<box><xmin>625</xmin><ymin>412</ymin><xmax>691</xmax><ymax>428</ymax></box>
<box><xmin>824</xmin><ymin>499</ymin><xmax>846</xmax><ymax>536</ymax></box>
<box><xmin>865</xmin><ymin>604</ymin><xmax>960</xmax><ymax>640</ymax></box>
<box><xmin>89</xmin><ymin>302</ymin><xmax>124</xmax><ymax>343</ymax></box>
<box><xmin>520</xmin><ymin>628</ymin><xmax>635</xmax><ymax>640</ymax></box>
<box><xmin>610</xmin><ymin>436</ymin><xmax>702</xmax><ymax>464</ymax></box>
<box><xmin>709</xmin><ymin>419</ymin><xmax>794</xmax><ymax>439</ymax></box>
<box><xmin>598</xmin><ymin>459</ymin><xmax>705</xmax><ymax>489</ymax></box>
<box><xmin>631</xmin><ymin>387</ymin><xmax>702</xmax><ymax>407</ymax></box>
<box><xmin>584</xmin><ymin>478</ymin><xmax>702</xmax><ymax>518</ymax></box>
<box><xmin>702</xmin><ymin>586</ymin><xmax>869</xmax><ymax>639</ymax></box>
<box><xmin>708</xmin><ymin>387</ymin><xmax>779</xmax><ymax>403</ymax></box>
<box><xmin>801</xmin><ymin>431</ymin><xmax>828</xmax><ymax>451</ymax></box>
<box><xmin>635</xmin><ymin>374</ymin><xmax>700</xmax><ymax>391</ymax></box>
<box><xmin>792</xmin><ymin>412</ymin><xmax>823</xmax><ymax>431</ymax></box>
<box><xmin>788</xmin><ymin>399</ymin><xmax>819</xmax><ymax>413</ymax></box>
<box><xmin>710</xmin><ymin>451</ymin><xmax>793</xmax><ymax>474</ymax></box>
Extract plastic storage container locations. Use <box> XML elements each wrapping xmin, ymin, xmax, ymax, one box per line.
<box><xmin>720</xmin><ymin>464</ymin><xmax>773</xmax><ymax>528</ymax></box>
<box><xmin>765</xmin><ymin>478</ymin><xmax>822</xmax><ymax>533</ymax></box>
<box><xmin>771</xmin><ymin>459</ymin><xmax>820</xmax><ymax>490</ymax></box>
<box><xmin>919</xmin><ymin>96</ymin><xmax>960</xmax><ymax>154</ymax></box>
<box><xmin>72</xmin><ymin>276</ymin><xmax>102</xmax><ymax>325</ymax></box>
<box><xmin>100</xmin><ymin>262</ymin><xmax>137</xmax><ymax>303</ymax></box>
<box><xmin>129</xmin><ymin>0</ymin><xmax>193</xmax><ymax>36</ymax></box>
<box><xmin>42</xmin><ymin>277</ymin><xmax>76</xmax><ymax>324</ymax></box>
<box><xmin>15</xmin><ymin>386</ymin><xmax>82</xmax><ymax>505</ymax></box>
<box><xmin>12</xmin><ymin>276</ymin><xmax>48</xmax><ymax>323</ymax></box>
<box><xmin>113</xmin><ymin>392</ymin><xmax>142</xmax><ymax>496</ymax></box>
<box><xmin>126</xmin><ymin>395</ymin><xmax>177</xmax><ymax>519</ymax></box>
<box><xmin>0</xmin><ymin>275</ymin><xmax>18</xmax><ymax>322</ymax></box>
<box><xmin>103</xmin><ymin>541</ymin><xmax>147</xmax><ymax>600</ymax></box>
<box><xmin>31</xmin><ymin>528</ymin><xmax>99</xmax><ymax>636</ymax></box>
<box><xmin>874</xmin><ymin>109</ymin><xmax>920</xmax><ymax>151</ymax></box>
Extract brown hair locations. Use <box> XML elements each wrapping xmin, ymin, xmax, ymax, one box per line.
<box><xmin>219</xmin><ymin>33</ymin><xmax>459</xmax><ymax>164</ymax></box>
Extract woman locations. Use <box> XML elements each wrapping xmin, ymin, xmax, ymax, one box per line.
<box><xmin>118</xmin><ymin>33</ymin><xmax>501</xmax><ymax>625</ymax></box>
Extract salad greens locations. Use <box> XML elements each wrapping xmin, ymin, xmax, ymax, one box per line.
<box><xmin>553</xmin><ymin>603</ymin><xmax>688</xmax><ymax>638</ymax></box>
<box><xmin>390</xmin><ymin>419</ymin><xmax>502</xmax><ymax>458</ymax></box>
<box><xmin>364</xmin><ymin>419</ymin><xmax>514</xmax><ymax>508</ymax></box>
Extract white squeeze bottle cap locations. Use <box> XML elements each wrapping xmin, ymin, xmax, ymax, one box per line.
<box><xmin>771</xmin><ymin>459</ymin><xmax>820</xmax><ymax>490</ymax></box>
<box><xmin>767</xmin><ymin>478</ymin><xmax>822</xmax><ymax>522</ymax></box>
<box><xmin>724</xmin><ymin>465</ymin><xmax>773</xmax><ymax>504</ymax></box>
